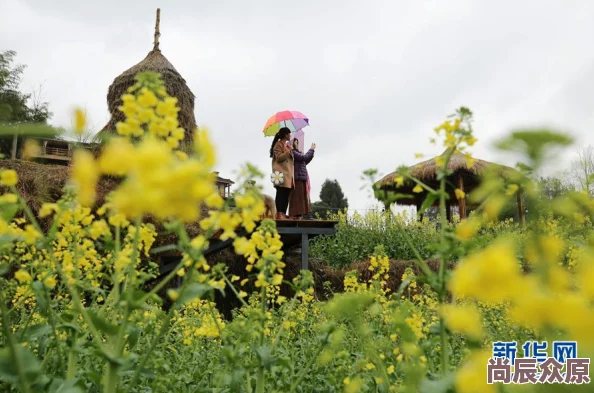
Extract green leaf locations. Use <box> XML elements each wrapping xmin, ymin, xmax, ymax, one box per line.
<box><xmin>0</xmin><ymin>262</ymin><xmax>9</xmax><ymax>276</ymax></box>
<box><xmin>127</xmin><ymin>326</ymin><xmax>141</xmax><ymax>350</ymax></box>
<box><xmin>44</xmin><ymin>377</ymin><xmax>86</xmax><ymax>393</ymax></box>
<box><xmin>150</xmin><ymin>244</ymin><xmax>179</xmax><ymax>254</ymax></box>
<box><xmin>0</xmin><ymin>204</ymin><xmax>19</xmax><ymax>222</ymax></box>
<box><xmin>255</xmin><ymin>345</ymin><xmax>277</xmax><ymax>369</ymax></box>
<box><xmin>31</xmin><ymin>281</ymin><xmax>49</xmax><ymax>316</ymax></box>
<box><xmin>59</xmin><ymin>311</ymin><xmax>75</xmax><ymax>323</ymax></box>
<box><xmin>419</xmin><ymin>373</ymin><xmax>455</xmax><ymax>393</ymax></box>
<box><xmin>87</xmin><ymin>310</ymin><xmax>118</xmax><ymax>337</ymax></box>
<box><xmin>418</xmin><ymin>192</ymin><xmax>439</xmax><ymax>216</ymax></box>
<box><xmin>396</xmin><ymin>278</ymin><xmax>413</xmax><ymax>297</ymax></box>
<box><xmin>178</xmin><ymin>283</ymin><xmax>213</xmax><ymax>305</ymax></box>
<box><xmin>19</xmin><ymin>324</ymin><xmax>52</xmax><ymax>342</ymax></box>
<box><xmin>0</xmin><ymin>346</ymin><xmax>42</xmax><ymax>385</ymax></box>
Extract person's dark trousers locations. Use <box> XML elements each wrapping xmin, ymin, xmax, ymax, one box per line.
<box><xmin>275</xmin><ymin>187</ymin><xmax>291</xmax><ymax>215</ymax></box>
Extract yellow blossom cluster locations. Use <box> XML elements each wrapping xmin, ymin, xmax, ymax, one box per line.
<box><xmin>173</xmin><ymin>299</ymin><xmax>225</xmax><ymax>344</ymax></box>
<box><xmin>66</xmin><ymin>75</ymin><xmax>223</xmax><ymax>223</ymax></box>
<box><xmin>233</xmin><ymin>220</ymin><xmax>285</xmax><ymax>304</ymax></box>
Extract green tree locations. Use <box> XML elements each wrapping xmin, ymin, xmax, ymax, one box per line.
<box><xmin>312</xmin><ymin>179</ymin><xmax>349</xmax><ymax>218</ymax></box>
<box><xmin>0</xmin><ymin>50</ymin><xmax>56</xmax><ymax>158</ymax></box>
<box><xmin>538</xmin><ymin>175</ymin><xmax>574</xmax><ymax>199</ymax></box>
<box><xmin>569</xmin><ymin>145</ymin><xmax>594</xmax><ymax>196</ymax></box>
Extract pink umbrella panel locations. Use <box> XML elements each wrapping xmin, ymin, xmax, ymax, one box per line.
<box><xmin>263</xmin><ymin>110</ymin><xmax>309</xmax><ymax>137</ymax></box>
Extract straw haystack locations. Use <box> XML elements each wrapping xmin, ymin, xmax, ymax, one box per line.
<box><xmin>375</xmin><ymin>149</ymin><xmax>524</xmax><ymax>223</ymax></box>
<box><xmin>97</xmin><ymin>9</ymin><xmax>197</xmax><ymax>148</ymax></box>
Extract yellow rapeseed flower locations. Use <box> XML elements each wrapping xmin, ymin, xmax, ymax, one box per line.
<box><xmin>394</xmin><ymin>176</ymin><xmax>404</xmax><ymax>187</ymax></box>
<box><xmin>505</xmin><ymin>184</ymin><xmax>519</xmax><ymax>196</ymax></box>
<box><xmin>137</xmin><ymin>88</ymin><xmax>158</xmax><ymax>108</ymax></box>
<box><xmin>1</xmin><ymin>170</ymin><xmax>18</xmax><ymax>186</ymax></box>
<box><xmin>71</xmin><ymin>150</ymin><xmax>98</xmax><ymax>207</ymax></box>
<box><xmin>0</xmin><ymin>193</ymin><xmax>17</xmax><ymax>204</ymax></box>
<box><xmin>465</xmin><ymin>136</ymin><xmax>477</xmax><ymax>146</ymax></box>
<box><xmin>205</xmin><ymin>192</ymin><xmax>224</xmax><ymax>209</ymax></box>
<box><xmin>435</xmin><ymin>156</ymin><xmax>446</xmax><ymax>168</ymax></box>
<box><xmin>455</xmin><ymin>218</ymin><xmax>481</xmax><ymax>240</ymax></box>
<box><xmin>39</xmin><ymin>203</ymin><xmax>59</xmax><ymax>218</ymax></box>
<box><xmin>440</xmin><ymin>303</ymin><xmax>483</xmax><ymax>340</ymax></box>
<box><xmin>412</xmin><ymin>185</ymin><xmax>423</xmax><ymax>193</ymax></box>
<box><xmin>463</xmin><ymin>153</ymin><xmax>476</xmax><ymax>169</ymax></box>
<box><xmin>167</xmin><ymin>289</ymin><xmax>179</xmax><ymax>301</ymax></box>
<box><xmin>43</xmin><ymin>275</ymin><xmax>57</xmax><ymax>289</ymax></box>
<box><xmin>483</xmin><ymin>194</ymin><xmax>507</xmax><ymax>221</ymax></box>
<box><xmin>98</xmin><ymin>138</ymin><xmax>135</xmax><ymax>175</ymax></box>
<box><xmin>454</xmin><ymin>188</ymin><xmax>466</xmax><ymax>200</ymax></box>
<box><xmin>21</xmin><ymin>139</ymin><xmax>41</xmax><ymax>160</ymax></box>
<box><xmin>194</xmin><ymin>127</ymin><xmax>216</xmax><ymax>167</ymax></box>
<box><xmin>456</xmin><ymin>350</ymin><xmax>495</xmax><ymax>393</ymax></box>
<box><xmin>448</xmin><ymin>239</ymin><xmax>523</xmax><ymax>303</ymax></box>
<box><xmin>14</xmin><ymin>269</ymin><xmax>32</xmax><ymax>283</ymax></box>
<box><xmin>74</xmin><ymin>108</ymin><xmax>86</xmax><ymax>135</ymax></box>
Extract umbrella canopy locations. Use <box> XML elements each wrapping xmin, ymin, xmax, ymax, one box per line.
<box><xmin>263</xmin><ymin>110</ymin><xmax>309</xmax><ymax>137</ymax></box>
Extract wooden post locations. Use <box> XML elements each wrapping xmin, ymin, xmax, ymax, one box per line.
<box><xmin>301</xmin><ymin>233</ymin><xmax>309</xmax><ymax>270</ymax></box>
<box><xmin>416</xmin><ymin>200</ymin><xmax>423</xmax><ymax>222</ymax></box>
<box><xmin>517</xmin><ymin>192</ymin><xmax>525</xmax><ymax>227</ymax></box>
<box><xmin>153</xmin><ymin>8</ymin><xmax>161</xmax><ymax>50</ymax></box>
<box><xmin>10</xmin><ymin>134</ymin><xmax>18</xmax><ymax>159</ymax></box>
<box><xmin>457</xmin><ymin>174</ymin><xmax>466</xmax><ymax>219</ymax></box>
<box><xmin>446</xmin><ymin>201</ymin><xmax>452</xmax><ymax>222</ymax></box>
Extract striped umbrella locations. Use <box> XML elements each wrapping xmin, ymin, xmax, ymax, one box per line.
<box><xmin>263</xmin><ymin>110</ymin><xmax>309</xmax><ymax>137</ymax></box>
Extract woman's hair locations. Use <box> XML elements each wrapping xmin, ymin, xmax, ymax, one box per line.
<box><xmin>269</xmin><ymin>127</ymin><xmax>291</xmax><ymax>158</ymax></box>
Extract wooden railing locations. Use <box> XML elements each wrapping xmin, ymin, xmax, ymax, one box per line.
<box><xmin>44</xmin><ymin>146</ymin><xmax>71</xmax><ymax>157</ymax></box>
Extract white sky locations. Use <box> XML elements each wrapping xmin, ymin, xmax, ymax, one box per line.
<box><xmin>2</xmin><ymin>0</ymin><xmax>594</xmax><ymax>213</ymax></box>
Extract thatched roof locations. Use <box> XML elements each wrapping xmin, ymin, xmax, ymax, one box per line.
<box><xmin>97</xmin><ymin>9</ymin><xmax>197</xmax><ymax>147</ymax></box>
<box><xmin>374</xmin><ymin>149</ymin><xmax>519</xmax><ymax>205</ymax></box>
<box><xmin>0</xmin><ymin>159</ymin><xmax>206</xmax><ymax>251</ymax></box>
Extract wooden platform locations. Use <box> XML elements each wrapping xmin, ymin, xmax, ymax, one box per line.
<box><xmin>274</xmin><ymin>220</ymin><xmax>338</xmax><ymax>270</ymax></box>
<box><xmin>157</xmin><ymin>219</ymin><xmax>338</xmax><ymax>276</ymax></box>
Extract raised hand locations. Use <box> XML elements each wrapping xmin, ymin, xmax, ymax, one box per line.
<box><xmin>311</xmin><ymin>143</ymin><xmax>316</xmax><ymax>150</ymax></box>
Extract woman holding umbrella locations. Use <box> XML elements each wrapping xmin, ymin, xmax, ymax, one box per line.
<box><xmin>270</xmin><ymin>127</ymin><xmax>294</xmax><ymax>219</ymax></box>
<box><xmin>289</xmin><ymin>138</ymin><xmax>316</xmax><ymax>219</ymax></box>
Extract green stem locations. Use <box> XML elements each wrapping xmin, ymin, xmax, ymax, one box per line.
<box><xmin>397</xmin><ymin>223</ymin><xmax>435</xmax><ymax>279</ymax></box>
<box><xmin>255</xmin><ymin>285</ymin><xmax>267</xmax><ymax>393</ymax></box>
<box><xmin>221</xmin><ymin>274</ymin><xmax>250</xmax><ymax>308</ymax></box>
<box><xmin>437</xmin><ymin>148</ymin><xmax>454</xmax><ymax>375</ymax></box>
<box><xmin>246</xmin><ymin>370</ymin><xmax>253</xmax><ymax>393</ymax></box>
<box><xmin>0</xmin><ymin>291</ymin><xmax>32</xmax><ymax>393</ymax></box>
<box><xmin>66</xmin><ymin>338</ymin><xmax>78</xmax><ymax>380</ymax></box>
<box><xmin>103</xmin><ymin>361</ymin><xmax>119</xmax><ymax>393</ymax></box>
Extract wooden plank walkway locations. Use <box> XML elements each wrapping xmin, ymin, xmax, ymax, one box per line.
<box><xmin>157</xmin><ymin>219</ymin><xmax>338</xmax><ymax>275</ymax></box>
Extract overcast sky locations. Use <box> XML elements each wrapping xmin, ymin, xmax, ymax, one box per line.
<box><xmin>2</xmin><ymin>0</ymin><xmax>594</xmax><ymax>213</ymax></box>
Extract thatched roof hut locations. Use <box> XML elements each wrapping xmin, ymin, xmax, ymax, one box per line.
<box><xmin>374</xmin><ymin>149</ymin><xmax>525</xmax><ymax>224</ymax></box>
<box><xmin>97</xmin><ymin>9</ymin><xmax>197</xmax><ymax>148</ymax></box>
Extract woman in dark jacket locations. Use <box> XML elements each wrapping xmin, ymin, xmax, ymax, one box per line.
<box><xmin>289</xmin><ymin>138</ymin><xmax>316</xmax><ymax>219</ymax></box>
